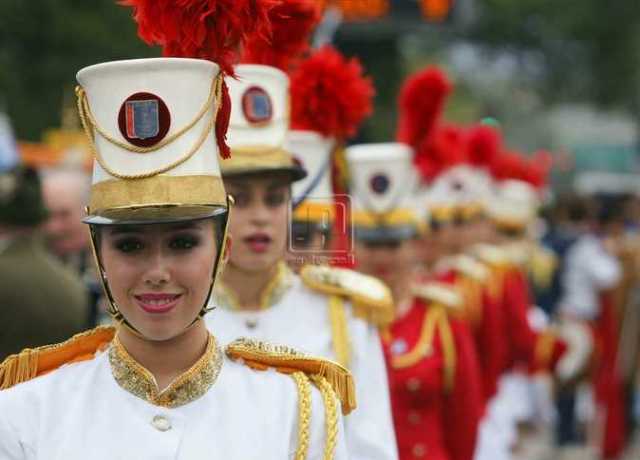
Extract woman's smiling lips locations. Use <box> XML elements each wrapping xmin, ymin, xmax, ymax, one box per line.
<box><xmin>244</xmin><ymin>232</ymin><xmax>272</xmax><ymax>253</ymax></box>
<box><xmin>134</xmin><ymin>293</ymin><xmax>182</xmax><ymax>314</ymax></box>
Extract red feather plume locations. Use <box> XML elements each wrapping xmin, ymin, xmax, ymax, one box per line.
<box><xmin>241</xmin><ymin>0</ymin><xmax>321</xmax><ymax>71</ymax></box>
<box><xmin>414</xmin><ymin>123</ymin><xmax>465</xmax><ymax>182</ymax></box>
<box><xmin>396</xmin><ymin>67</ymin><xmax>452</xmax><ymax>151</ymax></box>
<box><xmin>121</xmin><ymin>0</ymin><xmax>275</xmax><ymax>76</ymax></box>
<box><xmin>120</xmin><ymin>0</ymin><xmax>275</xmax><ymax>159</ymax></box>
<box><xmin>289</xmin><ymin>46</ymin><xmax>375</xmax><ymax>139</ymax></box>
<box><xmin>466</xmin><ymin>124</ymin><xmax>501</xmax><ymax>169</ymax></box>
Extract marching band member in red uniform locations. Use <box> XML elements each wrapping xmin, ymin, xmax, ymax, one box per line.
<box><xmin>347</xmin><ymin>141</ymin><xmax>484</xmax><ymax>460</ymax></box>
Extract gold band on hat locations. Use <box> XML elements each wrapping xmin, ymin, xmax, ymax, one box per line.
<box><xmin>221</xmin><ymin>145</ymin><xmax>298</xmax><ymax>176</ymax></box>
<box><xmin>89</xmin><ymin>175</ymin><xmax>226</xmax><ymax>216</ymax></box>
<box><xmin>293</xmin><ymin>201</ymin><xmax>336</xmax><ymax>223</ymax></box>
<box><xmin>351</xmin><ymin>208</ymin><xmax>419</xmax><ymax>229</ymax></box>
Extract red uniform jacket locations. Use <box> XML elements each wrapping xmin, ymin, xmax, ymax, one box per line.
<box><xmin>383</xmin><ymin>287</ymin><xmax>484</xmax><ymax>460</ymax></box>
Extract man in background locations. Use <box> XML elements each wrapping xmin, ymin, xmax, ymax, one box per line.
<box><xmin>0</xmin><ymin>163</ymin><xmax>86</xmax><ymax>360</ymax></box>
<box><xmin>40</xmin><ymin>168</ymin><xmax>103</xmax><ymax>325</ymax></box>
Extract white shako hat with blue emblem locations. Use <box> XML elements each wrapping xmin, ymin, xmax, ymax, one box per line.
<box><xmin>345</xmin><ymin>142</ymin><xmax>420</xmax><ymax>241</ymax></box>
<box><xmin>76</xmin><ymin>58</ymin><xmax>230</xmax><ymax>226</ymax></box>
<box><xmin>220</xmin><ymin>65</ymin><xmax>306</xmax><ymax>182</ymax></box>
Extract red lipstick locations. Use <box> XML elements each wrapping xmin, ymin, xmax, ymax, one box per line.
<box><xmin>134</xmin><ymin>293</ymin><xmax>182</xmax><ymax>314</ymax></box>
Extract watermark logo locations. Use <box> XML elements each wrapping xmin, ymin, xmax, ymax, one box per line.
<box><xmin>287</xmin><ymin>195</ymin><xmax>354</xmax><ymax>266</ymax></box>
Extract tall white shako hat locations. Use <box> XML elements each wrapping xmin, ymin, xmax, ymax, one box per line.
<box><xmin>487</xmin><ymin>150</ymin><xmax>547</xmax><ymax>231</ymax></box>
<box><xmin>286</xmin><ymin>46</ymin><xmax>375</xmax><ymax>228</ymax></box>
<box><xmin>448</xmin><ymin>121</ymin><xmax>503</xmax><ymax>221</ymax></box>
<box><xmin>221</xmin><ymin>64</ymin><xmax>306</xmax><ymax>181</ymax></box>
<box><xmin>288</xmin><ymin>131</ymin><xmax>335</xmax><ymax>230</ymax></box>
<box><xmin>345</xmin><ymin>142</ymin><xmax>419</xmax><ymax>241</ymax></box>
<box><xmin>76</xmin><ymin>58</ymin><xmax>232</xmax><ymax>333</ymax></box>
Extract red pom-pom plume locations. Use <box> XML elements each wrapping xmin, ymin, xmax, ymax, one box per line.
<box><xmin>121</xmin><ymin>0</ymin><xmax>276</xmax><ymax>159</ymax></box>
<box><xmin>289</xmin><ymin>45</ymin><xmax>375</xmax><ymax>139</ymax></box>
<box><xmin>396</xmin><ymin>67</ymin><xmax>452</xmax><ymax>151</ymax></box>
<box><xmin>466</xmin><ymin>124</ymin><xmax>502</xmax><ymax>170</ymax></box>
<box><xmin>241</xmin><ymin>0</ymin><xmax>321</xmax><ymax>71</ymax></box>
<box><xmin>414</xmin><ymin>123</ymin><xmax>465</xmax><ymax>182</ymax></box>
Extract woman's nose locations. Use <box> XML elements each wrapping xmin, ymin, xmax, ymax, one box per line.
<box><xmin>143</xmin><ymin>249</ymin><xmax>171</xmax><ymax>287</ymax></box>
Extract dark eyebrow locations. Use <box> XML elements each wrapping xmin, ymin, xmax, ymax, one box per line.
<box><xmin>267</xmin><ymin>181</ymin><xmax>290</xmax><ymax>191</ymax></box>
<box><xmin>108</xmin><ymin>225</ymin><xmax>145</xmax><ymax>236</ymax></box>
<box><xmin>107</xmin><ymin>222</ymin><xmax>201</xmax><ymax>236</ymax></box>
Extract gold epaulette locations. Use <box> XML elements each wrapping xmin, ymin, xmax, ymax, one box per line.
<box><xmin>300</xmin><ymin>264</ymin><xmax>394</xmax><ymax>327</ymax></box>
<box><xmin>453</xmin><ymin>254</ymin><xmax>489</xmax><ymax>281</ymax></box>
<box><xmin>529</xmin><ymin>244</ymin><xmax>558</xmax><ymax>290</ymax></box>
<box><xmin>502</xmin><ymin>241</ymin><xmax>530</xmax><ymax>267</ymax></box>
<box><xmin>470</xmin><ymin>243</ymin><xmax>509</xmax><ymax>267</ymax></box>
<box><xmin>0</xmin><ymin>326</ymin><xmax>115</xmax><ymax>390</ymax></box>
<box><xmin>411</xmin><ymin>281</ymin><xmax>462</xmax><ymax>311</ymax></box>
<box><xmin>226</xmin><ymin>337</ymin><xmax>356</xmax><ymax>415</ymax></box>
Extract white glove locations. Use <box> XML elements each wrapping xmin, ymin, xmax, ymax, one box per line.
<box><xmin>555</xmin><ymin>320</ymin><xmax>593</xmax><ymax>383</ymax></box>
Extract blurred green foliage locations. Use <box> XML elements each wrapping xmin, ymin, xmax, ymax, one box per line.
<box><xmin>471</xmin><ymin>0</ymin><xmax>640</xmax><ymax>115</ymax></box>
<box><xmin>0</xmin><ymin>0</ymin><xmax>158</xmax><ymax>140</ymax></box>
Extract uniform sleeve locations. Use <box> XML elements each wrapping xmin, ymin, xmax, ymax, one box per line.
<box><xmin>502</xmin><ymin>268</ymin><xmax>538</xmax><ymax>365</ymax></box>
<box><xmin>0</xmin><ymin>390</ymin><xmax>30</xmax><ymax>459</ymax></box>
<box><xmin>345</xmin><ymin>315</ymin><xmax>398</xmax><ymax>460</ymax></box>
<box><xmin>442</xmin><ymin>318</ymin><xmax>484</xmax><ymax>460</ymax></box>
<box><xmin>303</xmin><ymin>378</ymin><xmax>349</xmax><ymax>460</ymax></box>
<box><xmin>587</xmin><ymin>244</ymin><xmax>621</xmax><ymax>290</ymax></box>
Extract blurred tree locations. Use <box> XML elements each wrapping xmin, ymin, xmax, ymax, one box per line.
<box><xmin>469</xmin><ymin>0</ymin><xmax>640</xmax><ymax>140</ymax></box>
<box><xmin>0</xmin><ymin>0</ymin><xmax>158</xmax><ymax>141</ymax></box>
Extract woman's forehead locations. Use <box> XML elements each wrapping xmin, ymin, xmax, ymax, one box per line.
<box><xmin>105</xmin><ymin>220</ymin><xmax>208</xmax><ymax>235</ymax></box>
<box><xmin>225</xmin><ymin>174</ymin><xmax>291</xmax><ymax>192</ymax></box>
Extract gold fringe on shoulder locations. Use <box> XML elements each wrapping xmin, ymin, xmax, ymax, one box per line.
<box><xmin>0</xmin><ymin>326</ymin><xmax>115</xmax><ymax>390</ymax></box>
<box><xmin>226</xmin><ymin>337</ymin><xmax>356</xmax><ymax>415</ymax></box>
<box><xmin>412</xmin><ymin>281</ymin><xmax>462</xmax><ymax>311</ymax></box>
<box><xmin>301</xmin><ymin>264</ymin><xmax>394</xmax><ymax>327</ymax></box>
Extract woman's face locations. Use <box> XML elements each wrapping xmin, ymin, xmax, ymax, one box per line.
<box><xmin>99</xmin><ymin>219</ymin><xmax>218</xmax><ymax>341</ymax></box>
<box><xmin>225</xmin><ymin>174</ymin><xmax>290</xmax><ymax>273</ymax></box>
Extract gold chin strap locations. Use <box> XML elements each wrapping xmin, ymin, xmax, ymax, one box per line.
<box><xmin>87</xmin><ymin>195</ymin><xmax>233</xmax><ymax>340</ymax></box>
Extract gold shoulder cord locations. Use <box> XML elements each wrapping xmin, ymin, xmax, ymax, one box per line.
<box><xmin>310</xmin><ymin>375</ymin><xmax>340</xmax><ymax>460</ymax></box>
<box><xmin>391</xmin><ymin>304</ymin><xmax>457</xmax><ymax>393</ymax></box>
<box><xmin>328</xmin><ymin>295</ymin><xmax>351</xmax><ymax>368</ymax></box>
<box><xmin>291</xmin><ymin>372</ymin><xmax>312</xmax><ymax>460</ymax></box>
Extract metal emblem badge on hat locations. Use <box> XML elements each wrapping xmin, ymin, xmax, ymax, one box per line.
<box><xmin>222</xmin><ymin>65</ymin><xmax>305</xmax><ymax>181</ymax></box>
<box><xmin>345</xmin><ymin>142</ymin><xmax>419</xmax><ymax>241</ymax></box>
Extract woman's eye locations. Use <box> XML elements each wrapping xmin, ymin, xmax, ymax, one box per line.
<box><xmin>265</xmin><ymin>192</ymin><xmax>286</xmax><ymax>208</ymax></box>
<box><xmin>232</xmin><ymin>192</ymin><xmax>250</xmax><ymax>208</ymax></box>
<box><xmin>169</xmin><ymin>236</ymin><xmax>200</xmax><ymax>250</ymax></box>
<box><xmin>114</xmin><ymin>238</ymin><xmax>143</xmax><ymax>253</ymax></box>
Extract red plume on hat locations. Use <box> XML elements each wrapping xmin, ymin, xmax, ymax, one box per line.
<box><xmin>415</xmin><ymin>123</ymin><xmax>466</xmax><ymax>182</ymax></box>
<box><xmin>289</xmin><ymin>45</ymin><xmax>375</xmax><ymax>139</ymax></box>
<box><xmin>465</xmin><ymin>124</ymin><xmax>502</xmax><ymax>171</ymax></box>
<box><xmin>396</xmin><ymin>66</ymin><xmax>452</xmax><ymax>152</ymax></box>
<box><xmin>241</xmin><ymin>0</ymin><xmax>321</xmax><ymax>72</ymax></box>
<box><xmin>121</xmin><ymin>0</ymin><xmax>277</xmax><ymax>159</ymax></box>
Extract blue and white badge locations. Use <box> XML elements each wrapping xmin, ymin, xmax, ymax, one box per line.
<box><xmin>118</xmin><ymin>92</ymin><xmax>171</xmax><ymax>148</ymax></box>
<box><xmin>242</xmin><ymin>86</ymin><xmax>273</xmax><ymax>124</ymax></box>
<box><xmin>125</xmin><ymin>99</ymin><xmax>159</xmax><ymax>140</ymax></box>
